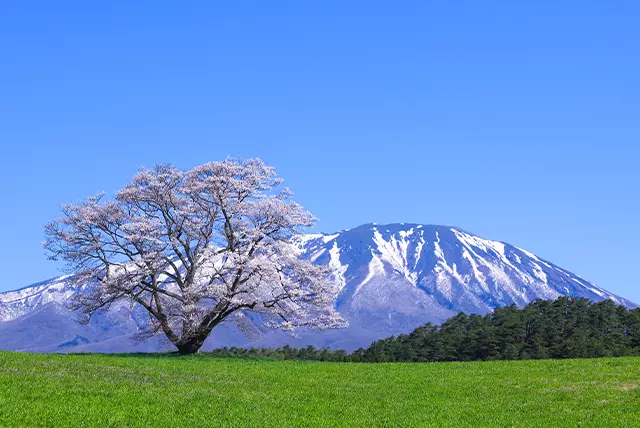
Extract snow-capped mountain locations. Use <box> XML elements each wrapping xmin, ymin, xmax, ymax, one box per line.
<box><xmin>297</xmin><ymin>223</ymin><xmax>634</xmax><ymax>313</ymax></box>
<box><xmin>0</xmin><ymin>276</ymin><xmax>76</xmax><ymax>322</ymax></box>
<box><xmin>0</xmin><ymin>223</ymin><xmax>634</xmax><ymax>352</ymax></box>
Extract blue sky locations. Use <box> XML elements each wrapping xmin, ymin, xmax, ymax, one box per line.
<box><xmin>1</xmin><ymin>1</ymin><xmax>638</xmax><ymax>302</ymax></box>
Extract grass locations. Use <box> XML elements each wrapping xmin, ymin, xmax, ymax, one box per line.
<box><xmin>0</xmin><ymin>352</ymin><xmax>639</xmax><ymax>427</ymax></box>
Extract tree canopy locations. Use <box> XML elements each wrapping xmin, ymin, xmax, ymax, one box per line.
<box><xmin>45</xmin><ymin>158</ymin><xmax>344</xmax><ymax>354</ymax></box>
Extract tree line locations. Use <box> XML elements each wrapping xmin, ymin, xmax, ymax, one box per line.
<box><xmin>208</xmin><ymin>297</ymin><xmax>640</xmax><ymax>362</ymax></box>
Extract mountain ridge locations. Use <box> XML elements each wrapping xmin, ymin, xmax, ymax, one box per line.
<box><xmin>0</xmin><ymin>222</ymin><xmax>635</xmax><ymax>352</ymax></box>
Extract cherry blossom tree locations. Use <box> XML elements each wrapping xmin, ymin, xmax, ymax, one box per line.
<box><xmin>44</xmin><ymin>158</ymin><xmax>344</xmax><ymax>354</ymax></box>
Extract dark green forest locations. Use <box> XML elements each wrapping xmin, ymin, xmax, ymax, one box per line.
<box><xmin>209</xmin><ymin>297</ymin><xmax>640</xmax><ymax>362</ymax></box>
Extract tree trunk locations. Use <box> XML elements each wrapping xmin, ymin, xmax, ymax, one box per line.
<box><xmin>176</xmin><ymin>339</ymin><xmax>204</xmax><ymax>355</ymax></box>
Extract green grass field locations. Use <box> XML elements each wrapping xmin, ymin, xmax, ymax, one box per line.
<box><xmin>0</xmin><ymin>352</ymin><xmax>638</xmax><ymax>427</ymax></box>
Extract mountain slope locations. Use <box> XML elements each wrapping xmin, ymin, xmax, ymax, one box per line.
<box><xmin>297</xmin><ymin>223</ymin><xmax>633</xmax><ymax>312</ymax></box>
<box><xmin>0</xmin><ymin>223</ymin><xmax>634</xmax><ymax>352</ymax></box>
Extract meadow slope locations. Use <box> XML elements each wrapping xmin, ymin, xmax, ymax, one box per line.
<box><xmin>0</xmin><ymin>352</ymin><xmax>638</xmax><ymax>427</ymax></box>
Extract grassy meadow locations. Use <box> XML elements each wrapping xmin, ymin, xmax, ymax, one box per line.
<box><xmin>0</xmin><ymin>352</ymin><xmax>638</xmax><ymax>427</ymax></box>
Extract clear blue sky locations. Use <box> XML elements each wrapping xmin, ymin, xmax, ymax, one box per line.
<box><xmin>1</xmin><ymin>1</ymin><xmax>638</xmax><ymax>302</ymax></box>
